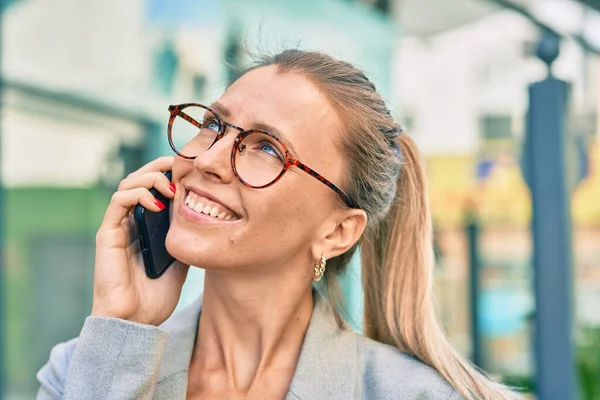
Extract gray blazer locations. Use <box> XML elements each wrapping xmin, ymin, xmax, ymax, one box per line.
<box><xmin>37</xmin><ymin>292</ymin><xmax>460</xmax><ymax>399</ymax></box>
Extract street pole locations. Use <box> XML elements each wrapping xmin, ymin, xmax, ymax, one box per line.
<box><xmin>0</xmin><ymin>0</ymin><xmax>5</xmax><ymax>396</ymax></box>
<box><xmin>466</xmin><ymin>211</ymin><xmax>483</xmax><ymax>368</ymax></box>
<box><xmin>524</xmin><ymin>30</ymin><xmax>576</xmax><ymax>400</ymax></box>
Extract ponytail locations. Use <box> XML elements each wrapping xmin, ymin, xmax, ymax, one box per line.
<box><xmin>361</xmin><ymin>134</ymin><xmax>518</xmax><ymax>400</ymax></box>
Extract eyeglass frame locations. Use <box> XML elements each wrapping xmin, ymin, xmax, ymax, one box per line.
<box><xmin>167</xmin><ymin>103</ymin><xmax>357</xmax><ymax>208</ymax></box>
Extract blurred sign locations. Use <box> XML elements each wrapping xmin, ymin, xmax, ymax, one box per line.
<box><xmin>476</xmin><ymin>158</ymin><xmax>495</xmax><ymax>182</ymax></box>
<box><xmin>480</xmin><ymin>288</ymin><xmax>532</xmax><ymax>337</ymax></box>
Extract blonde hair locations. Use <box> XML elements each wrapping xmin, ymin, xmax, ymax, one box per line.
<box><xmin>247</xmin><ymin>50</ymin><xmax>518</xmax><ymax>399</ymax></box>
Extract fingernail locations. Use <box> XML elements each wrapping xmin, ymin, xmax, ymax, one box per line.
<box><xmin>169</xmin><ymin>183</ymin><xmax>176</xmax><ymax>193</ymax></box>
<box><xmin>155</xmin><ymin>199</ymin><xmax>165</xmax><ymax>210</ymax></box>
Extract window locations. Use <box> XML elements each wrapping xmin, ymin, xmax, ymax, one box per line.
<box><xmin>480</xmin><ymin>115</ymin><xmax>513</xmax><ymax>140</ymax></box>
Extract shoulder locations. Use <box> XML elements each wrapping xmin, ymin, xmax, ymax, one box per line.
<box><xmin>354</xmin><ymin>334</ymin><xmax>461</xmax><ymax>399</ymax></box>
<box><xmin>36</xmin><ymin>300</ymin><xmax>201</xmax><ymax>398</ymax></box>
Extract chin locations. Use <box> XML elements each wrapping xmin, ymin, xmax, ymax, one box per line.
<box><xmin>165</xmin><ymin>227</ymin><xmax>202</xmax><ymax>267</ymax></box>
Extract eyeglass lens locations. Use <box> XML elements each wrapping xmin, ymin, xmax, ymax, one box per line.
<box><xmin>171</xmin><ymin>105</ymin><xmax>287</xmax><ymax>187</ymax></box>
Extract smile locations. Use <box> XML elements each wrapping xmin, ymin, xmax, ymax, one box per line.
<box><xmin>183</xmin><ymin>191</ymin><xmax>239</xmax><ymax>221</ymax></box>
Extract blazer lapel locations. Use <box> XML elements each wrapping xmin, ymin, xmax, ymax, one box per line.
<box><xmin>154</xmin><ymin>297</ymin><xmax>203</xmax><ymax>398</ymax></box>
<box><xmin>286</xmin><ymin>291</ymin><xmax>357</xmax><ymax>400</ymax></box>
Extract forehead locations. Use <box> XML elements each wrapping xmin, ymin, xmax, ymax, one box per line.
<box><xmin>218</xmin><ymin>66</ymin><xmax>342</xmax><ymax>154</ymax></box>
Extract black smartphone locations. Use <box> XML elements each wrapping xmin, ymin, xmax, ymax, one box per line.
<box><xmin>134</xmin><ymin>171</ymin><xmax>175</xmax><ymax>279</ymax></box>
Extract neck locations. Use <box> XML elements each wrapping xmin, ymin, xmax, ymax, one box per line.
<box><xmin>190</xmin><ymin>268</ymin><xmax>314</xmax><ymax>394</ymax></box>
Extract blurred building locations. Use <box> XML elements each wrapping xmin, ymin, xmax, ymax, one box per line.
<box><xmin>2</xmin><ymin>0</ymin><xmax>600</xmax><ymax>397</ymax></box>
<box><xmin>2</xmin><ymin>1</ymin><xmax>163</xmax><ymax>396</ymax></box>
<box><xmin>392</xmin><ymin>0</ymin><xmax>600</xmax><ymax>377</ymax></box>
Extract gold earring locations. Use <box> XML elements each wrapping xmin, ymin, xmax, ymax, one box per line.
<box><xmin>313</xmin><ymin>255</ymin><xmax>326</xmax><ymax>281</ymax></box>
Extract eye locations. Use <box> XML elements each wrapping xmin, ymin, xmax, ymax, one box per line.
<box><xmin>258</xmin><ymin>141</ymin><xmax>284</xmax><ymax>161</ymax></box>
<box><xmin>202</xmin><ymin>116</ymin><xmax>220</xmax><ymax>133</ymax></box>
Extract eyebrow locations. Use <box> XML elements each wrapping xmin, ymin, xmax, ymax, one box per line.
<box><xmin>209</xmin><ymin>101</ymin><xmax>231</xmax><ymax>118</ymax></box>
<box><xmin>209</xmin><ymin>101</ymin><xmax>299</xmax><ymax>156</ymax></box>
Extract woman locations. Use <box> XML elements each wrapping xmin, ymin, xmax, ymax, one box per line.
<box><xmin>37</xmin><ymin>50</ymin><xmax>517</xmax><ymax>399</ymax></box>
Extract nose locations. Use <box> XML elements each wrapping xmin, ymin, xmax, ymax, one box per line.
<box><xmin>192</xmin><ymin>129</ymin><xmax>238</xmax><ymax>184</ymax></box>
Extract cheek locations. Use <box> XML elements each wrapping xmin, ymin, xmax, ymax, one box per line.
<box><xmin>164</xmin><ymin>177</ymin><xmax>331</xmax><ymax>271</ymax></box>
<box><xmin>172</xmin><ymin>158</ymin><xmax>192</xmax><ymax>182</ymax></box>
<box><xmin>163</xmin><ymin>190</ymin><xmax>310</xmax><ymax>270</ymax></box>
<box><xmin>226</xmin><ymin>184</ymin><xmax>321</xmax><ymax>265</ymax></box>
<box><xmin>247</xmin><ymin>178</ymin><xmax>334</xmax><ymax>246</ymax></box>
<box><xmin>245</xmin><ymin>191</ymin><xmax>305</xmax><ymax>243</ymax></box>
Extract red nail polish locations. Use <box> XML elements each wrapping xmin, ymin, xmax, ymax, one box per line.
<box><xmin>155</xmin><ymin>199</ymin><xmax>165</xmax><ymax>210</ymax></box>
<box><xmin>169</xmin><ymin>183</ymin><xmax>176</xmax><ymax>193</ymax></box>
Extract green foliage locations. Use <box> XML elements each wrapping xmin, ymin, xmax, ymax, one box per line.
<box><xmin>577</xmin><ymin>326</ymin><xmax>600</xmax><ymax>400</ymax></box>
<box><xmin>501</xmin><ymin>326</ymin><xmax>600</xmax><ymax>399</ymax></box>
<box><xmin>502</xmin><ymin>375</ymin><xmax>535</xmax><ymax>394</ymax></box>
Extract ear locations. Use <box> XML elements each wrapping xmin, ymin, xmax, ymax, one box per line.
<box><xmin>311</xmin><ymin>209</ymin><xmax>368</xmax><ymax>261</ymax></box>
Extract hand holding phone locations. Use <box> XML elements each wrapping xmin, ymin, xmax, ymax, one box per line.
<box><xmin>91</xmin><ymin>157</ymin><xmax>189</xmax><ymax>326</ymax></box>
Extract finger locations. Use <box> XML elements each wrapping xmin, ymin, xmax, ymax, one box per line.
<box><xmin>118</xmin><ymin>171</ymin><xmax>176</xmax><ymax>199</ymax></box>
<box><xmin>126</xmin><ymin>156</ymin><xmax>174</xmax><ymax>180</ymax></box>
<box><xmin>101</xmin><ymin>188</ymin><xmax>165</xmax><ymax>231</ymax></box>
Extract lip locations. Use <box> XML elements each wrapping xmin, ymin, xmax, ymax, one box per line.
<box><xmin>179</xmin><ymin>185</ymin><xmax>241</xmax><ymax>223</ymax></box>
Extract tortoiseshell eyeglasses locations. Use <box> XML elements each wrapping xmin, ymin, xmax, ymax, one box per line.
<box><xmin>167</xmin><ymin>103</ymin><xmax>356</xmax><ymax>208</ymax></box>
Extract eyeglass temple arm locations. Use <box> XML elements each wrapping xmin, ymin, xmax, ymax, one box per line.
<box><xmin>294</xmin><ymin>161</ymin><xmax>356</xmax><ymax>208</ymax></box>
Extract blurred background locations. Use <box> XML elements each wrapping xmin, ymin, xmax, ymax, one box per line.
<box><xmin>0</xmin><ymin>0</ymin><xmax>599</xmax><ymax>398</ymax></box>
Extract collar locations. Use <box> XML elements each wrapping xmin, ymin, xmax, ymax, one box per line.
<box><xmin>286</xmin><ymin>290</ymin><xmax>357</xmax><ymax>399</ymax></box>
<box><xmin>156</xmin><ymin>296</ymin><xmax>202</xmax><ymax>384</ymax></box>
<box><xmin>156</xmin><ymin>290</ymin><xmax>357</xmax><ymax>400</ymax></box>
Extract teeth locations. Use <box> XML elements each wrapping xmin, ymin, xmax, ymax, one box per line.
<box><xmin>185</xmin><ymin>191</ymin><xmax>237</xmax><ymax>221</ymax></box>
